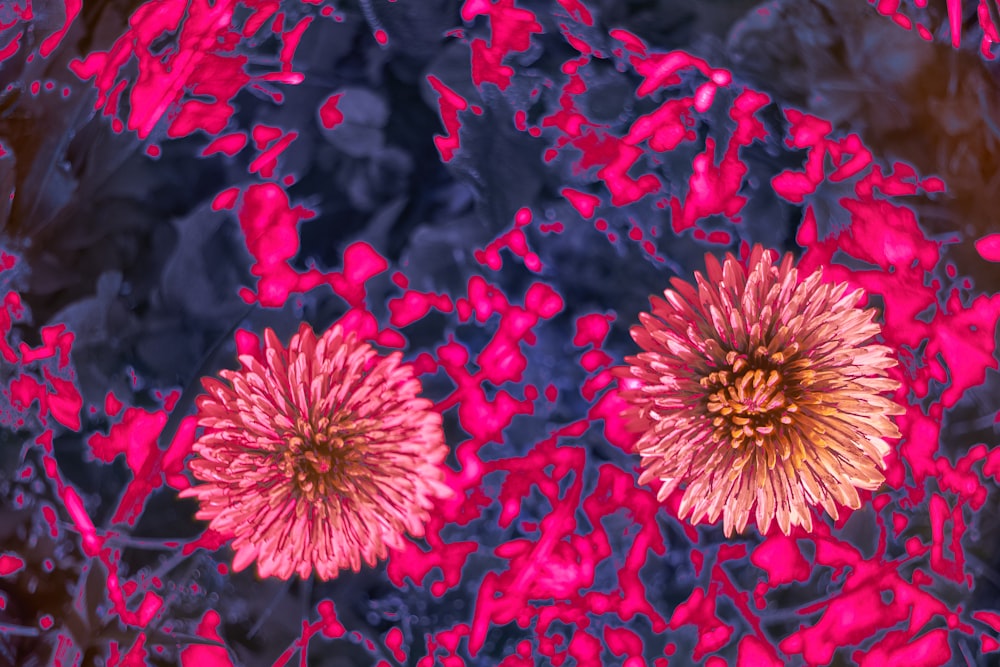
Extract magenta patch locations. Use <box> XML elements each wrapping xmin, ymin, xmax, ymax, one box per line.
<box><xmin>0</xmin><ymin>554</ymin><xmax>25</xmax><ymax>576</ymax></box>
<box><xmin>87</xmin><ymin>403</ymin><xmax>195</xmax><ymax>525</ymax></box>
<box><xmin>180</xmin><ymin>611</ymin><xmax>233</xmax><ymax>667</ymax></box>
<box><xmin>976</xmin><ymin>233</ymin><xmax>1000</xmax><ymax>261</ymax></box>
<box><xmin>461</xmin><ymin>0</ymin><xmax>542</xmax><ymax>89</ymax></box>
<box><xmin>318</xmin><ymin>93</ymin><xmax>344</xmax><ymax>129</ymax></box>
<box><xmin>428</xmin><ymin>75</ymin><xmax>468</xmax><ymax>161</ymax></box>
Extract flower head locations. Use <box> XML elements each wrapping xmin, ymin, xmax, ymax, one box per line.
<box><xmin>180</xmin><ymin>323</ymin><xmax>451</xmax><ymax>580</ymax></box>
<box><xmin>618</xmin><ymin>246</ymin><xmax>903</xmax><ymax>536</ymax></box>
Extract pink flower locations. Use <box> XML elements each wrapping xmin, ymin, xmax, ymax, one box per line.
<box><xmin>180</xmin><ymin>323</ymin><xmax>451</xmax><ymax>580</ymax></box>
<box><xmin>618</xmin><ymin>246</ymin><xmax>904</xmax><ymax>536</ymax></box>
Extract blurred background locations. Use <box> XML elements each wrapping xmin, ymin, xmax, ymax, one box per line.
<box><xmin>1</xmin><ymin>0</ymin><xmax>1000</xmax><ymax>665</ymax></box>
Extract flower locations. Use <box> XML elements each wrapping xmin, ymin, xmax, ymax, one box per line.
<box><xmin>180</xmin><ymin>323</ymin><xmax>451</xmax><ymax>580</ymax></box>
<box><xmin>617</xmin><ymin>246</ymin><xmax>904</xmax><ymax>536</ymax></box>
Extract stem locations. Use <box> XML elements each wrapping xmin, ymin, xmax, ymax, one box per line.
<box><xmin>0</xmin><ymin>623</ymin><xmax>40</xmax><ymax>637</ymax></box>
<box><xmin>359</xmin><ymin>0</ymin><xmax>388</xmax><ymax>45</ymax></box>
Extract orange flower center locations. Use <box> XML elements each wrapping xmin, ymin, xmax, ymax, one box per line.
<box><xmin>281</xmin><ymin>416</ymin><xmax>361</xmax><ymax>501</ymax></box>
<box><xmin>701</xmin><ymin>350</ymin><xmax>799</xmax><ymax>452</ymax></box>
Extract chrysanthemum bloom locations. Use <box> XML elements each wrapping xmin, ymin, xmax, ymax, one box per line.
<box><xmin>180</xmin><ymin>323</ymin><xmax>451</xmax><ymax>580</ymax></box>
<box><xmin>617</xmin><ymin>246</ymin><xmax>904</xmax><ymax>536</ymax></box>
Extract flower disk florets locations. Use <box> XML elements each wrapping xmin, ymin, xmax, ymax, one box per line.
<box><xmin>618</xmin><ymin>246</ymin><xmax>904</xmax><ymax>536</ymax></box>
<box><xmin>181</xmin><ymin>323</ymin><xmax>451</xmax><ymax>580</ymax></box>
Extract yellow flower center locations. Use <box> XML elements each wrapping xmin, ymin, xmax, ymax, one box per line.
<box><xmin>701</xmin><ymin>349</ymin><xmax>799</xmax><ymax>454</ymax></box>
<box><xmin>280</xmin><ymin>416</ymin><xmax>360</xmax><ymax>501</ymax></box>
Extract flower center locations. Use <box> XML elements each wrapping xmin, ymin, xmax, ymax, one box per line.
<box><xmin>280</xmin><ymin>416</ymin><xmax>359</xmax><ymax>501</ymax></box>
<box><xmin>701</xmin><ymin>350</ymin><xmax>798</xmax><ymax>452</ymax></box>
